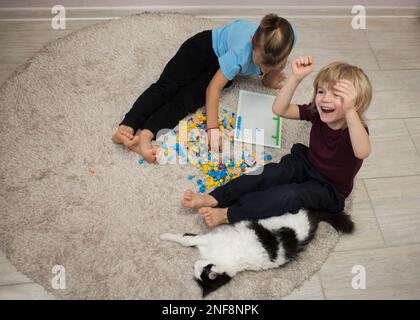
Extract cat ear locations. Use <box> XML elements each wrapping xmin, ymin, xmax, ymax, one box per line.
<box><xmin>194</xmin><ymin>277</ymin><xmax>211</xmax><ymax>298</ymax></box>
<box><xmin>202</xmin><ymin>287</ymin><xmax>211</xmax><ymax>298</ymax></box>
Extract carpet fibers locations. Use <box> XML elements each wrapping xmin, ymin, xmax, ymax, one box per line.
<box><xmin>0</xmin><ymin>13</ymin><xmax>342</xmax><ymax>299</ymax></box>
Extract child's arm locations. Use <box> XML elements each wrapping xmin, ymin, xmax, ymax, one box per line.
<box><xmin>272</xmin><ymin>56</ymin><xmax>314</xmax><ymax>120</ymax></box>
<box><xmin>206</xmin><ymin>69</ymin><xmax>229</xmax><ymax>151</ymax></box>
<box><xmin>333</xmin><ymin>80</ymin><xmax>371</xmax><ymax>160</ymax></box>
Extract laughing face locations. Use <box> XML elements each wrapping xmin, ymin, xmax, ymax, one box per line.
<box><xmin>315</xmin><ymin>82</ymin><xmax>347</xmax><ymax>129</ymax></box>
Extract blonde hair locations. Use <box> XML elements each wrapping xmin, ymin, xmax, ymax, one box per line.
<box><xmin>252</xmin><ymin>14</ymin><xmax>294</xmax><ymax>67</ymax></box>
<box><xmin>310</xmin><ymin>62</ymin><xmax>372</xmax><ymax>123</ymax></box>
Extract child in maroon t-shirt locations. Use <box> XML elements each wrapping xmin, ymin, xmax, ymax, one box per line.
<box><xmin>181</xmin><ymin>57</ymin><xmax>372</xmax><ymax>228</ymax></box>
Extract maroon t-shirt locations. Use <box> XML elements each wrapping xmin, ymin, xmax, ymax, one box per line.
<box><xmin>298</xmin><ymin>104</ymin><xmax>368</xmax><ymax>198</ymax></box>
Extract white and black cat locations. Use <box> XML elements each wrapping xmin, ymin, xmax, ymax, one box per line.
<box><xmin>160</xmin><ymin>209</ymin><xmax>354</xmax><ymax>297</ymax></box>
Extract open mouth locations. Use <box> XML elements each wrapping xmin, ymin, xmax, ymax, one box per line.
<box><xmin>320</xmin><ymin>105</ymin><xmax>335</xmax><ymax>113</ymax></box>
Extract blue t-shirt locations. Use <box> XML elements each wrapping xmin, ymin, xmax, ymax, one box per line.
<box><xmin>212</xmin><ymin>19</ymin><xmax>261</xmax><ymax>81</ymax></box>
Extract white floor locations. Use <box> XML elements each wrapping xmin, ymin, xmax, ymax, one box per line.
<box><xmin>1</xmin><ymin>9</ymin><xmax>420</xmax><ymax>299</ymax></box>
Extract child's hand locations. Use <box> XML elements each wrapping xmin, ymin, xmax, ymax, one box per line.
<box><xmin>207</xmin><ymin>128</ymin><xmax>222</xmax><ymax>152</ymax></box>
<box><xmin>333</xmin><ymin>79</ymin><xmax>358</xmax><ymax>113</ymax></box>
<box><xmin>291</xmin><ymin>56</ymin><xmax>314</xmax><ymax>80</ymax></box>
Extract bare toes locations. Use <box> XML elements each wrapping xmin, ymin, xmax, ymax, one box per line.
<box><xmin>143</xmin><ymin>151</ymin><xmax>157</xmax><ymax>163</ymax></box>
<box><xmin>111</xmin><ymin>133</ymin><xmax>121</xmax><ymax>144</ymax></box>
<box><xmin>204</xmin><ymin>216</ymin><xmax>213</xmax><ymax>227</ymax></box>
<box><xmin>184</xmin><ymin>190</ymin><xmax>193</xmax><ymax>200</ymax></box>
<box><xmin>126</xmin><ymin>136</ymin><xmax>140</xmax><ymax>147</ymax></box>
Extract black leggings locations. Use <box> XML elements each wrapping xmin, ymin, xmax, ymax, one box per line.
<box><xmin>120</xmin><ymin>30</ymin><xmax>230</xmax><ymax>137</ymax></box>
<box><xmin>210</xmin><ymin>144</ymin><xmax>346</xmax><ymax>223</ymax></box>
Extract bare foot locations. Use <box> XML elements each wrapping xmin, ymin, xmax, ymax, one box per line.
<box><xmin>143</xmin><ymin>145</ymin><xmax>160</xmax><ymax>163</ymax></box>
<box><xmin>126</xmin><ymin>129</ymin><xmax>158</xmax><ymax>163</ymax></box>
<box><xmin>198</xmin><ymin>207</ymin><xmax>228</xmax><ymax>228</ymax></box>
<box><xmin>130</xmin><ymin>142</ymin><xmax>160</xmax><ymax>163</ymax></box>
<box><xmin>181</xmin><ymin>190</ymin><xmax>218</xmax><ymax>209</ymax></box>
<box><xmin>112</xmin><ymin>125</ymin><xmax>137</xmax><ymax>147</ymax></box>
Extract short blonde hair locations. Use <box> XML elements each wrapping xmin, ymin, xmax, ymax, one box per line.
<box><xmin>310</xmin><ymin>62</ymin><xmax>372</xmax><ymax>123</ymax></box>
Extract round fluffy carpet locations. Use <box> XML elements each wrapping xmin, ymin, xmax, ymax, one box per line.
<box><xmin>0</xmin><ymin>13</ymin><xmax>341</xmax><ymax>299</ymax></box>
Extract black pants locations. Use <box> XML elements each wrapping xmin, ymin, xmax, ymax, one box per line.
<box><xmin>210</xmin><ymin>143</ymin><xmax>346</xmax><ymax>223</ymax></box>
<box><xmin>120</xmin><ymin>30</ymin><xmax>230</xmax><ymax>137</ymax></box>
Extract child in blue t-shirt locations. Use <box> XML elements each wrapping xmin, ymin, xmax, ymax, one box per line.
<box><xmin>112</xmin><ymin>14</ymin><xmax>296</xmax><ymax>163</ymax></box>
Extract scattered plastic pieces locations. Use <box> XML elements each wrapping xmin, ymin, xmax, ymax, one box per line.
<box><xmin>265</xmin><ymin>154</ymin><xmax>273</xmax><ymax>161</ymax></box>
<box><xmin>149</xmin><ymin>108</ymin><xmax>268</xmax><ymax>193</ymax></box>
<box><xmin>178</xmin><ymin>108</ymin><xmax>264</xmax><ymax>192</ymax></box>
<box><xmin>198</xmin><ymin>184</ymin><xmax>206</xmax><ymax>193</ymax></box>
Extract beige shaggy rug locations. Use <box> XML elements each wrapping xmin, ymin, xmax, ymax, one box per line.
<box><xmin>0</xmin><ymin>13</ymin><xmax>345</xmax><ymax>299</ymax></box>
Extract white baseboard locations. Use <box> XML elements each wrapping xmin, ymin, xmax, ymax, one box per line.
<box><xmin>0</xmin><ymin>5</ymin><xmax>419</xmax><ymax>21</ymax></box>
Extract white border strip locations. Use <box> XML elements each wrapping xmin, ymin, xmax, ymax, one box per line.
<box><xmin>1</xmin><ymin>15</ymin><xmax>419</xmax><ymax>22</ymax></box>
<box><xmin>0</xmin><ymin>5</ymin><xmax>419</xmax><ymax>10</ymax></box>
<box><xmin>0</xmin><ymin>5</ymin><xmax>418</xmax><ymax>21</ymax></box>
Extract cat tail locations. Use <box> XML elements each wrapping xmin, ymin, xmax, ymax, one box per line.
<box><xmin>160</xmin><ymin>233</ymin><xmax>201</xmax><ymax>247</ymax></box>
<box><xmin>311</xmin><ymin>210</ymin><xmax>355</xmax><ymax>234</ymax></box>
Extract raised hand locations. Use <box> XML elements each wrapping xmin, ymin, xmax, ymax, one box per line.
<box><xmin>333</xmin><ymin>79</ymin><xmax>358</xmax><ymax>113</ymax></box>
<box><xmin>291</xmin><ymin>56</ymin><xmax>314</xmax><ymax>80</ymax></box>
